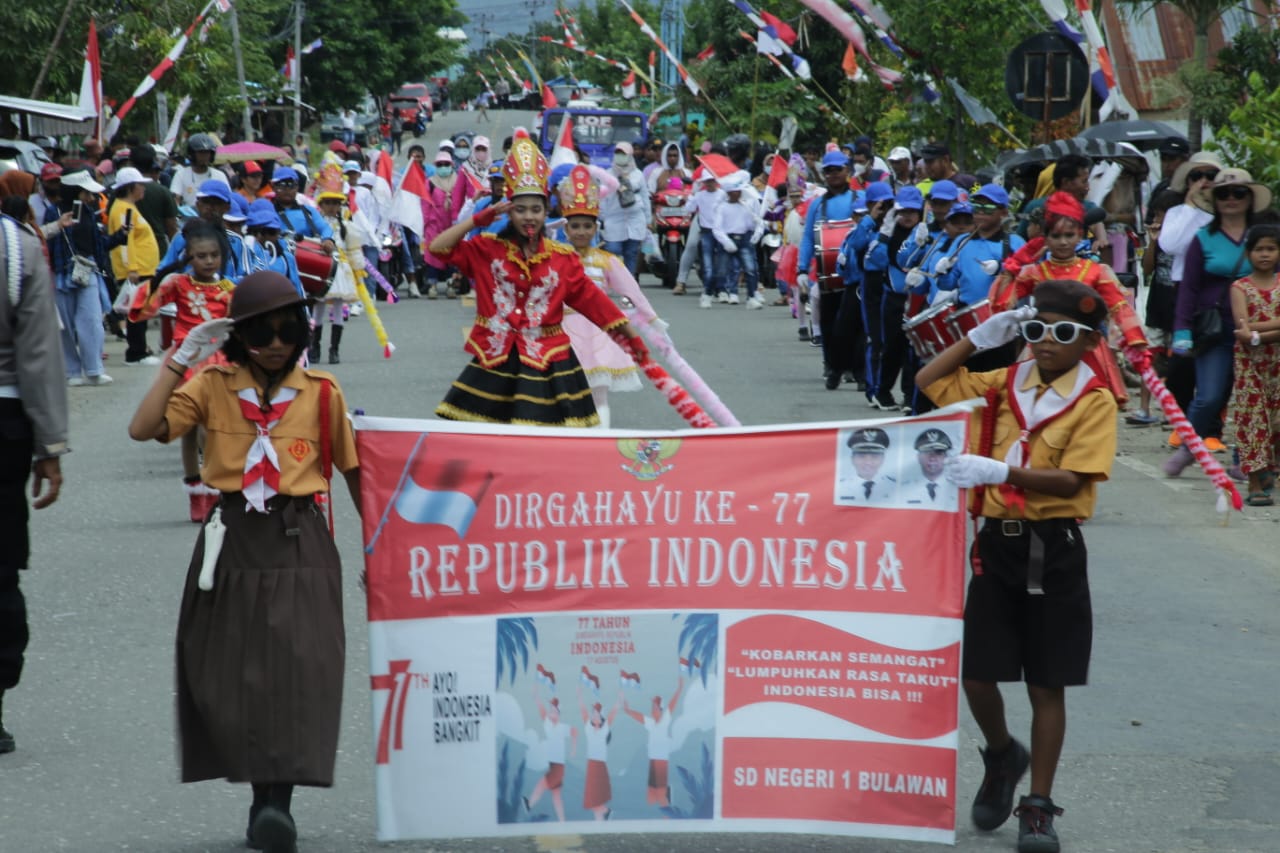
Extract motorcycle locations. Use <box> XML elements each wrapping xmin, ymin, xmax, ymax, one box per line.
<box><xmin>650</xmin><ymin>179</ymin><xmax>694</xmax><ymax>290</ymax></box>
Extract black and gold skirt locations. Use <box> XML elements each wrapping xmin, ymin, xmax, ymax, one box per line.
<box><xmin>436</xmin><ymin>348</ymin><xmax>600</xmax><ymax>426</ymax></box>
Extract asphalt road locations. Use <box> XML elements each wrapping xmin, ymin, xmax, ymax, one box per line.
<box><xmin>2</xmin><ymin>110</ymin><xmax>1277</xmax><ymax>852</ymax></box>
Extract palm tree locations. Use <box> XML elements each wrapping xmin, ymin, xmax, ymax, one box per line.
<box><xmin>496</xmin><ymin>617</ymin><xmax>538</xmax><ymax>688</ymax></box>
<box><xmin>1113</xmin><ymin>0</ymin><xmax>1252</xmax><ymax>150</ymax></box>
<box><xmin>676</xmin><ymin>614</ymin><xmax>718</xmax><ymax>688</ymax></box>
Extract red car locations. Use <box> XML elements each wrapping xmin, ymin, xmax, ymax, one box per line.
<box><xmin>389</xmin><ymin>83</ymin><xmax>433</xmax><ymax>120</ymax></box>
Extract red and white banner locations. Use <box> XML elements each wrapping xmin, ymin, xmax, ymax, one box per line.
<box><xmin>356</xmin><ymin>413</ymin><xmax>968</xmax><ymax>844</ymax></box>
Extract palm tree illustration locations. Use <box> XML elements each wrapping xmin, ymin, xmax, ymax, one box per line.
<box><xmin>496</xmin><ymin>617</ymin><xmax>539</xmax><ymax>688</ymax></box>
<box><xmin>676</xmin><ymin>614</ymin><xmax>718</xmax><ymax>687</ymax></box>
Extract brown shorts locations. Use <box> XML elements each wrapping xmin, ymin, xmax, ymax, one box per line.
<box><xmin>544</xmin><ymin>761</ymin><xmax>564</xmax><ymax>790</ymax></box>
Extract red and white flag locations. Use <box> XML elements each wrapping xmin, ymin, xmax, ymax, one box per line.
<box><xmin>389</xmin><ymin>162</ymin><xmax>428</xmax><ymax>238</ymax></box>
<box><xmin>621</xmin><ymin>69</ymin><xmax>637</xmax><ymax>100</ymax></box>
<box><xmin>541</xmin><ymin>83</ymin><xmax>558</xmax><ymax>109</ymax></box>
<box><xmin>78</xmin><ymin>20</ymin><xmax>103</xmax><ymax>138</ymax></box>
<box><xmin>548</xmin><ymin>116</ymin><xmax>577</xmax><ymax>171</ymax></box>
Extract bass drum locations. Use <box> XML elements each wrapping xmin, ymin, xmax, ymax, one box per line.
<box><xmin>295</xmin><ymin>238</ymin><xmax>336</xmax><ymax>297</ymax></box>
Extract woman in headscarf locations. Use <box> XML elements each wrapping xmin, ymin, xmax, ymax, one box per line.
<box><xmin>646</xmin><ymin>142</ymin><xmax>690</xmax><ymax>195</ymax></box>
<box><xmin>599</xmin><ymin>141</ymin><xmax>650</xmax><ymax>278</ymax></box>
<box><xmin>418</xmin><ymin>144</ymin><xmax>476</xmax><ymax>298</ymax></box>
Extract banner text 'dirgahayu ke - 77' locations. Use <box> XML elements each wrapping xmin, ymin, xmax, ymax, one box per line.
<box><xmin>356</xmin><ymin>413</ymin><xmax>967</xmax><ymax>844</ymax></box>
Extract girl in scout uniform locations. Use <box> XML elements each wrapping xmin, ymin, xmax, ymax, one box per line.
<box><xmin>428</xmin><ymin>131</ymin><xmax>647</xmax><ymax>426</ymax></box>
<box><xmin>128</xmin><ymin>271</ymin><xmax>361</xmax><ymax>853</ymax></box>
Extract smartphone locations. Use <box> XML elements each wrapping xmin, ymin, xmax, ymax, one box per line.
<box><xmin>124</xmin><ymin>209</ymin><xmax>133</xmax><ymax>230</ymax></box>
<box><xmin>73</xmin><ymin>200</ymin><xmax>83</xmax><ymax>219</ymax></box>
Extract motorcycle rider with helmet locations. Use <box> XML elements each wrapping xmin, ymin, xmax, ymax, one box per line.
<box><xmin>169</xmin><ymin>134</ymin><xmax>230</xmax><ymax>209</ymax></box>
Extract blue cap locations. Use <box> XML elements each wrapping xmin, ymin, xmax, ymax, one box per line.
<box><xmin>488</xmin><ymin>159</ymin><xmax>504</xmax><ymax>178</ymax></box>
<box><xmin>852</xmin><ymin>190</ymin><xmax>868</xmax><ymax>213</ymax></box>
<box><xmin>225</xmin><ymin>193</ymin><xmax>249</xmax><ymax>220</ymax></box>
<box><xmin>946</xmin><ymin>201</ymin><xmax>973</xmax><ymax>219</ymax></box>
<box><xmin>341</xmin><ymin>160</ymin><xmax>362</xmax><ymax>174</ymax></box>
<box><xmin>973</xmin><ymin>183</ymin><xmax>1010</xmax><ymax>207</ymax></box>
<box><xmin>270</xmin><ymin>165</ymin><xmax>300</xmax><ymax>184</ymax></box>
<box><xmin>895</xmin><ymin>186</ymin><xmax>924</xmax><ymax>210</ymax></box>
<box><xmin>549</xmin><ymin>163</ymin><xmax>575</xmax><ymax>194</ymax></box>
<box><xmin>246</xmin><ymin>198</ymin><xmax>284</xmax><ymax>230</ymax></box>
<box><xmin>928</xmin><ymin>180</ymin><xmax>959</xmax><ymax>201</ymax></box>
<box><xmin>195</xmin><ymin>179</ymin><xmax>233</xmax><ymax>203</ymax></box>
<box><xmin>865</xmin><ymin>181</ymin><xmax>895</xmax><ymax>204</ymax></box>
<box><xmin>820</xmin><ymin>150</ymin><xmax>850</xmax><ymax>169</ymax></box>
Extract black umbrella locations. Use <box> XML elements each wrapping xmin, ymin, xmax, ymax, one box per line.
<box><xmin>1077</xmin><ymin>119</ymin><xmax>1183</xmax><ymax>150</ymax></box>
<box><xmin>994</xmin><ymin>137</ymin><xmax>1150</xmax><ymax>175</ymax></box>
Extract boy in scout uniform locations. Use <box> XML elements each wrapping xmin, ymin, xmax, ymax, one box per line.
<box><xmin>905</xmin><ymin>428</ymin><xmax>957</xmax><ymax>510</ymax></box>
<box><xmin>915</xmin><ymin>280</ymin><xmax>1116</xmax><ymax>853</ymax></box>
<box><xmin>837</xmin><ymin>427</ymin><xmax>896</xmax><ymax>504</ymax></box>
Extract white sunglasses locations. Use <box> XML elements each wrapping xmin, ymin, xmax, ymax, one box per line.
<box><xmin>1020</xmin><ymin>319</ymin><xmax>1096</xmax><ymax>344</ymax></box>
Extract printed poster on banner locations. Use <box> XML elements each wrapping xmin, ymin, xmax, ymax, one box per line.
<box><xmin>356</xmin><ymin>411</ymin><xmax>970</xmax><ymax>845</ymax></box>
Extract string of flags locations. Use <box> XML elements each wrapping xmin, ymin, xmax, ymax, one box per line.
<box><xmin>537</xmin><ymin>36</ymin><xmax>631</xmax><ymax>72</ymax></box>
<box><xmin>728</xmin><ymin>0</ymin><xmax>811</xmax><ymax>79</ymax></box>
<box><xmin>1040</xmin><ymin>0</ymin><xmax>1135</xmax><ymax>120</ymax></box>
<box><xmin>615</xmin><ymin>0</ymin><xmax>703</xmax><ymax>97</ymax></box>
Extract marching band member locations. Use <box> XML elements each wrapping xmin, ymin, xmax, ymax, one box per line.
<box><xmin>427</xmin><ymin>132</ymin><xmax>644</xmax><ymax>426</ymax></box>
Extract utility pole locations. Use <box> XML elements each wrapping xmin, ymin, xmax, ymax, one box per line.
<box><xmin>293</xmin><ymin>0</ymin><xmax>304</xmax><ymax>139</ymax></box>
<box><xmin>659</xmin><ymin>0</ymin><xmax>684</xmax><ymax>93</ymax></box>
<box><xmin>230</xmin><ymin>1</ymin><xmax>253</xmax><ymax>141</ymax></box>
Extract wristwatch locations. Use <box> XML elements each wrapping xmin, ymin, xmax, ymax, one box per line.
<box><xmin>36</xmin><ymin>442</ymin><xmax>70</xmax><ymax>460</ymax></box>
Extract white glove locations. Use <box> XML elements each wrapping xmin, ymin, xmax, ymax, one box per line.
<box><xmin>879</xmin><ymin>209</ymin><xmax>898</xmax><ymax>237</ymax></box>
<box><xmin>912</xmin><ymin>222</ymin><xmax>929</xmax><ymax>247</ymax></box>
<box><xmin>967</xmin><ymin>303</ymin><xmax>1036</xmax><ymax>352</ymax></box>
<box><xmin>717</xmin><ymin>235</ymin><xmax>738</xmax><ymax>253</ymax></box>
<box><xmin>796</xmin><ymin>272</ymin><xmax>810</xmax><ymax>289</ymax></box>
<box><xmin>904</xmin><ymin>269</ymin><xmax>926</xmax><ymax>289</ymax></box>
<box><xmin>935</xmin><ymin>255</ymin><xmax>955</xmax><ymax>275</ymax></box>
<box><xmin>173</xmin><ymin>318</ymin><xmax>234</xmax><ymax>367</ymax></box>
<box><xmin>837</xmin><ymin>252</ymin><xmax>848</xmax><ymax>267</ymax></box>
<box><xmin>944</xmin><ymin>454</ymin><xmax>1010</xmax><ymax>488</ymax></box>
<box><xmin>979</xmin><ymin>259</ymin><xmax>1000</xmax><ymax>275</ymax></box>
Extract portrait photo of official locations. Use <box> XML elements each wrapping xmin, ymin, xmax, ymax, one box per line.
<box><xmin>901</xmin><ymin>425</ymin><xmax>960</xmax><ymax>511</ymax></box>
<box><xmin>835</xmin><ymin>426</ymin><xmax>898</xmax><ymax>506</ymax></box>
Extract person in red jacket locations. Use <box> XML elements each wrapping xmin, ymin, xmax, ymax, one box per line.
<box><xmin>428</xmin><ymin>132</ymin><xmax>646</xmax><ymax>426</ymax></box>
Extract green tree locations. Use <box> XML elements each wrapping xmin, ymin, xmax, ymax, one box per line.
<box><xmin>1114</xmin><ymin>0</ymin><xmax>1250</xmax><ymax>151</ymax></box>
<box><xmin>1208</xmin><ymin>72</ymin><xmax>1280</xmax><ymax>199</ymax></box>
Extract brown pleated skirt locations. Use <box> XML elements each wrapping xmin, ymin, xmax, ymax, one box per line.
<box><xmin>175</xmin><ymin>492</ymin><xmax>345</xmax><ymax>786</ymax></box>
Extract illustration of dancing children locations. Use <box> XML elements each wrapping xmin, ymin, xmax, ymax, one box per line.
<box><xmin>578</xmin><ymin>671</ymin><xmax>621</xmax><ymax>821</ymax></box>
<box><xmin>524</xmin><ymin>676</ymin><xmax>577</xmax><ymax>821</ymax></box>
<box><xmin>621</xmin><ymin>671</ymin><xmax>685</xmax><ymax>807</ymax></box>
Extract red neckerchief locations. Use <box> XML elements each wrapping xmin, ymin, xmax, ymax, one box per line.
<box><xmin>999</xmin><ymin>360</ymin><xmax>1106</xmax><ymax>514</ymax></box>
<box><xmin>237</xmin><ymin>386</ymin><xmax>298</xmax><ymax>512</ymax></box>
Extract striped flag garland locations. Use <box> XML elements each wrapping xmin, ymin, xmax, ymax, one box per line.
<box><xmin>537</xmin><ymin>36</ymin><xmax>631</xmax><ymax>72</ymax></box>
<box><xmin>728</xmin><ymin>0</ymin><xmax>812</xmax><ymax>78</ymax></box>
<box><xmin>104</xmin><ymin>0</ymin><xmax>224</xmax><ymax>139</ymax></box>
<box><xmin>616</xmin><ymin>0</ymin><xmax>702</xmax><ymax>96</ymax></box>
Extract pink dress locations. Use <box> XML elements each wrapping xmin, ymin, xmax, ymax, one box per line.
<box><xmin>563</xmin><ymin>246</ymin><xmax>663</xmax><ymax>392</ymax></box>
<box><xmin>420</xmin><ymin>177</ymin><xmax>476</xmax><ymax>271</ymax></box>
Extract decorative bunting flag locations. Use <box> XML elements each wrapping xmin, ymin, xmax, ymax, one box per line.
<box><xmin>105</xmin><ymin>0</ymin><xmax>223</xmax><ymax>139</ymax></box>
<box><xmin>621</xmin><ymin>68</ymin><xmax>637</xmax><ymax>99</ymax></box>
<box><xmin>616</xmin><ymin>0</ymin><xmax>702</xmax><ymax>96</ymax></box>
<box><xmin>729</xmin><ymin>1</ymin><xmax>811</xmax><ymax>78</ymax></box>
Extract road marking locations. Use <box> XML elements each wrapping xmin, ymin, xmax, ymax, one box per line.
<box><xmin>1113</xmin><ymin>453</ymin><xmax>1199</xmax><ymax>495</ymax></box>
<box><xmin>535</xmin><ymin>836</ymin><xmax>585</xmax><ymax>852</ymax></box>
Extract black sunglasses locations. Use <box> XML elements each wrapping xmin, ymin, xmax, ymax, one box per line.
<box><xmin>1186</xmin><ymin>169</ymin><xmax>1218</xmax><ymax>184</ymax></box>
<box><xmin>1213</xmin><ymin>185</ymin><xmax>1251</xmax><ymax>201</ymax></box>
<box><xmin>272</xmin><ymin>179</ymin><xmax>298</xmax><ymax>188</ymax></box>
<box><xmin>239</xmin><ymin>318</ymin><xmax>306</xmax><ymax>348</ymax></box>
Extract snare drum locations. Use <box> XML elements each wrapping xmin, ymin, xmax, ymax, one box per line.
<box><xmin>295</xmin><ymin>238</ymin><xmax>336</xmax><ymax>297</ymax></box>
<box><xmin>903</xmin><ymin>301</ymin><xmax>957</xmax><ymax>362</ymax></box>
<box><xmin>945</xmin><ymin>300</ymin><xmax>993</xmax><ymax>342</ymax></box>
<box><xmin>814</xmin><ymin>219</ymin><xmax>854</xmax><ymax>291</ymax></box>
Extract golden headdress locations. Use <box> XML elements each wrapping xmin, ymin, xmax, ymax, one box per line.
<box><xmin>315</xmin><ymin>162</ymin><xmax>346</xmax><ymax>202</ymax></box>
<box><xmin>557</xmin><ymin>164</ymin><xmax>599</xmax><ymax>218</ymax></box>
<box><xmin>503</xmin><ymin>129</ymin><xmax>549</xmax><ymax>199</ymax></box>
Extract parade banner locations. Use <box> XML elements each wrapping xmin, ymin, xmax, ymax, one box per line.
<box><xmin>356</xmin><ymin>412</ymin><xmax>971</xmax><ymax>844</ymax></box>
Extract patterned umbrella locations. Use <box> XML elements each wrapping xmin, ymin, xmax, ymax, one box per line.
<box><xmin>214</xmin><ymin>142</ymin><xmax>293</xmax><ymax>165</ymax></box>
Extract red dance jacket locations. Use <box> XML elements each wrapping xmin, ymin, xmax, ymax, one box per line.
<box><xmin>435</xmin><ymin>233</ymin><xmax>629</xmax><ymax>370</ymax></box>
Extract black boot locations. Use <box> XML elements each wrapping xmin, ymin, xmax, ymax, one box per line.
<box><xmin>246</xmin><ymin>784</ymin><xmax>270</xmax><ymax>849</ymax></box>
<box><xmin>249</xmin><ymin>784</ymin><xmax>296</xmax><ymax>853</ymax></box>
<box><xmin>328</xmin><ymin>325</ymin><xmax>343</xmax><ymax>364</ymax></box>
<box><xmin>308</xmin><ymin>327</ymin><xmax>322</xmax><ymax>363</ymax></box>
<box><xmin>0</xmin><ymin>690</ymin><xmax>13</xmax><ymax>754</ymax></box>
